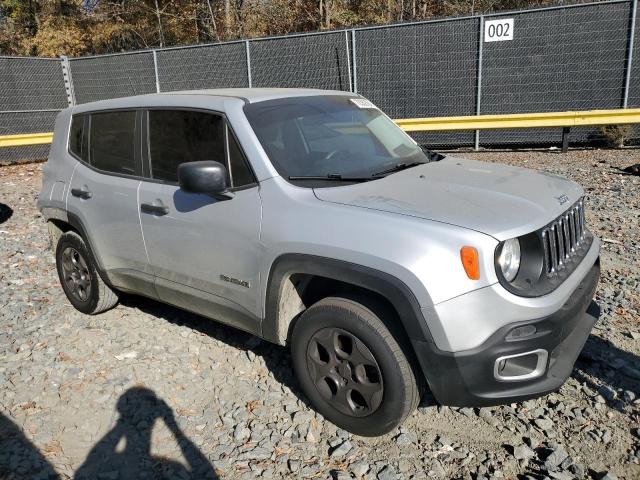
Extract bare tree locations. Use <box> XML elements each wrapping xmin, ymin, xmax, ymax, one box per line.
<box><xmin>205</xmin><ymin>0</ymin><xmax>220</xmax><ymax>40</ymax></box>
<box><xmin>153</xmin><ymin>0</ymin><xmax>165</xmax><ymax>46</ymax></box>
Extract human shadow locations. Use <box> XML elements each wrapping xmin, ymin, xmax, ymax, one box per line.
<box><xmin>573</xmin><ymin>333</ymin><xmax>640</xmax><ymax>413</ymax></box>
<box><xmin>75</xmin><ymin>387</ymin><xmax>217</xmax><ymax>479</ymax></box>
<box><xmin>0</xmin><ymin>411</ymin><xmax>60</xmax><ymax>479</ymax></box>
<box><xmin>0</xmin><ymin>202</ymin><xmax>13</xmax><ymax>224</ymax></box>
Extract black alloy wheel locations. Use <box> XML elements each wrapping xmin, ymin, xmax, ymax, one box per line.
<box><xmin>60</xmin><ymin>246</ymin><xmax>92</xmax><ymax>302</ymax></box>
<box><xmin>306</xmin><ymin>327</ymin><xmax>384</xmax><ymax>417</ymax></box>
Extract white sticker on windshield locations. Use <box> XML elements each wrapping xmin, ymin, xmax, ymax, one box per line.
<box><xmin>350</xmin><ymin>98</ymin><xmax>378</xmax><ymax>109</ymax></box>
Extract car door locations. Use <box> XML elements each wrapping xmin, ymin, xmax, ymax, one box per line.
<box><xmin>138</xmin><ymin>108</ymin><xmax>262</xmax><ymax>333</ymax></box>
<box><xmin>65</xmin><ymin>109</ymin><xmax>155</xmax><ymax>298</ymax></box>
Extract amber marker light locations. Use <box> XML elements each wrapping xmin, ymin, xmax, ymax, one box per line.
<box><xmin>460</xmin><ymin>246</ymin><xmax>480</xmax><ymax>280</ymax></box>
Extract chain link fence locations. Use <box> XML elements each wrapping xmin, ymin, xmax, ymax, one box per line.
<box><xmin>1</xmin><ymin>0</ymin><xmax>639</xmax><ymax>163</ymax></box>
<box><xmin>69</xmin><ymin>52</ymin><xmax>157</xmax><ymax>104</ymax></box>
<box><xmin>480</xmin><ymin>0</ymin><xmax>633</xmax><ymax>145</ymax></box>
<box><xmin>157</xmin><ymin>42</ymin><xmax>249</xmax><ymax>91</ymax></box>
<box><xmin>355</xmin><ymin>17</ymin><xmax>481</xmax><ymax>147</ymax></box>
<box><xmin>250</xmin><ymin>31</ymin><xmax>352</xmax><ymax>90</ymax></box>
<box><xmin>0</xmin><ymin>56</ymin><xmax>67</xmax><ymax>163</ymax></box>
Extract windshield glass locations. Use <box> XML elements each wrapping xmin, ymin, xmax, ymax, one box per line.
<box><xmin>243</xmin><ymin>95</ymin><xmax>429</xmax><ymax>181</ymax></box>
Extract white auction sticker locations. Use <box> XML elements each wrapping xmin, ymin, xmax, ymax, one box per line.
<box><xmin>484</xmin><ymin>18</ymin><xmax>514</xmax><ymax>42</ymax></box>
<box><xmin>350</xmin><ymin>98</ymin><xmax>378</xmax><ymax>109</ymax></box>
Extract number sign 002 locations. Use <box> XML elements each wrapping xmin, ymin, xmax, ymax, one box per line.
<box><xmin>484</xmin><ymin>18</ymin><xmax>514</xmax><ymax>42</ymax></box>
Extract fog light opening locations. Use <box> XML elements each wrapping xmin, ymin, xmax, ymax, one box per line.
<box><xmin>493</xmin><ymin>349</ymin><xmax>548</xmax><ymax>382</ymax></box>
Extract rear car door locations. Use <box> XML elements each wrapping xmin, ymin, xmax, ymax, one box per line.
<box><xmin>65</xmin><ymin>110</ymin><xmax>155</xmax><ymax>297</ymax></box>
<box><xmin>138</xmin><ymin>108</ymin><xmax>262</xmax><ymax>333</ymax></box>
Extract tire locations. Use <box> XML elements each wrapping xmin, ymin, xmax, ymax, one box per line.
<box><xmin>55</xmin><ymin>231</ymin><xmax>119</xmax><ymax>314</ymax></box>
<box><xmin>291</xmin><ymin>296</ymin><xmax>421</xmax><ymax>436</ymax></box>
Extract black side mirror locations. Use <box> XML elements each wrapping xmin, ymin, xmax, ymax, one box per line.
<box><xmin>178</xmin><ymin>161</ymin><xmax>233</xmax><ymax>199</ymax></box>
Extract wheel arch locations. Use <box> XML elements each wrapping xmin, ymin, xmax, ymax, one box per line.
<box><xmin>262</xmin><ymin>254</ymin><xmax>435</xmax><ymax>347</ymax></box>
<box><xmin>43</xmin><ymin>208</ymin><xmax>113</xmax><ymax>288</ymax></box>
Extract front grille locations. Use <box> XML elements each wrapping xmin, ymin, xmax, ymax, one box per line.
<box><xmin>541</xmin><ymin>199</ymin><xmax>586</xmax><ymax>276</ymax></box>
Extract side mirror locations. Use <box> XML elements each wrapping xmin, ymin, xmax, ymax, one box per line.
<box><xmin>178</xmin><ymin>161</ymin><xmax>233</xmax><ymax>199</ymax></box>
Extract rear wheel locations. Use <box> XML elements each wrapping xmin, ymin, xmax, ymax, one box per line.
<box><xmin>291</xmin><ymin>296</ymin><xmax>421</xmax><ymax>436</ymax></box>
<box><xmin>55</xmin><ymin>231</ymin><xmax>119</xmax><ymax>314</ymax></box>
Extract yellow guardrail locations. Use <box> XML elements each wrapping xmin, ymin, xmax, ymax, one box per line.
<box><xmin>395</xmin><ymin>108</ymin><xmax>640</xmax><ymax>132</ymax></box>
<box><xmin>0</xmin><ymin>132</ymin><xmax>54</xmax><ymax>148</ymax></box>
<box><xmin>1</xmin><ymin>108</ymin><xmax>640</xmax><ymax>148</ymax></box>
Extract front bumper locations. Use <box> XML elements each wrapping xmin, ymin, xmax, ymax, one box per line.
<box><xmin>412</xmin><ymin>259</ymin><xmax>600</xmax><ymax>407</ymax></box>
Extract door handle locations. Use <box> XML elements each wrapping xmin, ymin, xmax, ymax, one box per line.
<box><xmin>140</xmin><ymin>203</ymin><xmax>169</xmax><ymax>216</ymax></box>
<box><xmin>71</xmin><ymin>187</ymin><xmax>92</xmax><ymax>199</ymax></box>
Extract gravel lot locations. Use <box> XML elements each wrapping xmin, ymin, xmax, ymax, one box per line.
<box><xmin>1</xmin><ymin>149</ymin><xmax>639</xmax><ymax>480</ymax></box>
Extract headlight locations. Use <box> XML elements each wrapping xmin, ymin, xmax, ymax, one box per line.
<box><xmin>498</xmin><ymin>238</ymin><xmax>521</xmax><ymax>282</ymax></box>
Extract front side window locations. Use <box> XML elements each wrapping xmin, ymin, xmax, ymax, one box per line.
<box><xmin>89</xmin><ymin>111</ymin><xmax>137</xmax><ymax>175</ymax></box>
<box><xmin>148</xmin><ymin>110</ymin><xmax>225</xmax><ymax>183</ymax></box>
<box><xmin>243</xmin><ymin>95</ymin><xmax>428</xmax><ymax>182</ymax></box>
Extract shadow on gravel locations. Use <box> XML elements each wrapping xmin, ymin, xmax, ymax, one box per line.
<box><xmin>120</xmin><ymin>294</ymin><xmax>314</xmax><ymax>409</ymax></box>
<box><xmin>0</xmin><ymin>202</ymin><xmax>13</xmax><ymax>224</ymax></box>
<box><xmin>574</xmin><ymin>334</ymin><xmax>640</xmax><ymax>412</ymax></box>
<box><xmin>0</xmin><ymin>413</ymin><xmax>60</xmax><ymax>479</ymax></box>
<box><xmin>75</xmin><ymin>387</ymin><xmax>217</xmax><ymax>479</ymax></box>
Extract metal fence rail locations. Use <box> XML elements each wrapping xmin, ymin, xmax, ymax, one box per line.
<box><xmin>396</xmin><ymin>108</ymin><xmax>640</xmax><ymax>130</ymax></box>
<box><xmin>1</xmin><ymin>0</ymin><xmax>639</xmax><ymax>164</ymax></box>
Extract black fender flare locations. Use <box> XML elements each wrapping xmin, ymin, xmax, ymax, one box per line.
<box><xmin>261</xmin><ymin>253</ymin><xmax>436</xmax><ymax>345</ymax></box>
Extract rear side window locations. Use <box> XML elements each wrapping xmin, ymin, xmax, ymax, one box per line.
<box><xmin>148</xmin><ymin>110</ymin><xmax>225</xmax><ymax>183</ymax></box>
<box><xmin>69</xmin><ymin>115</ymin><xmax>87</xmax><ymax>161</ymax></box>
<box><xmin>89</xmin><ymin>111</ymin><xmax>138</xmax><ymax>176</ymax></box>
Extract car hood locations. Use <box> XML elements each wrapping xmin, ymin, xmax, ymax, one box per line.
<box><xmin>313</xmin><ymin>157</ymin><xmax>583</xmax><ymax>240</ymax></box>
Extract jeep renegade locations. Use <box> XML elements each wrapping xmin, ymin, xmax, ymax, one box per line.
<box><xmin>38</xmin><ymin>89</ymin><xmax>601</xmax><ymax>436</ymax></box>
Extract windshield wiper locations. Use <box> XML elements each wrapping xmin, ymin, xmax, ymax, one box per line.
<box><xmin>372</xmin><ymin>161</ymin><xmax>425</xmax><ymax>177</ymax></box>
<box><xmin>288</xmin><ymin>174</ymin><xmax>372</xmax><ymax>182</ymax></box>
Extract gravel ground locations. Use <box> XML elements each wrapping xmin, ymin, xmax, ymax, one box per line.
<box><xmin>1</xmin><ymin>148</ymin><xmax>639</xmax><ymax>480</ymax></box>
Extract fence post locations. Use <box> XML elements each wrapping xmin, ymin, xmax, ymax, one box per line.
<box><xmin>474</xmin><ymin>16</ymin><xmax>485</xmax><ymax>151</ymax></box>
<box><xmin>152</xmin><ymin>49</ymin><xmax>161</xmax><ymax>93</ymax></box>
<box><xmin>345</xmin><ymin>30</ymin><xmax>353</xmax><ymax>92</ymax></box>
<box><xmin>623</xmin><ymin>0</ymin><xmax>638</xmax><ymax>108</ymax></box>
<box><xmin>245</xmin><ymin>40</ymin><xmax>253</xmax><ymax>88</ymax></box>
<box><xmin>60</xmin><ymin>55</ymin><xmax>76</xmax><ymax>106</ymax></box>
<box><xmin>351</xmin><ymin>30</ymin><xmax>358</xmax><ymax>94</ymax></box>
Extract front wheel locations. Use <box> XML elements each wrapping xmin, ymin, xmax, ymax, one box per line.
<box><xmin>291</xmin><ymin>296</ymin><xmax>421</xmax><ymax>436</ymax></box>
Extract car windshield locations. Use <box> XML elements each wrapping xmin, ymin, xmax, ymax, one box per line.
<box><xmin>243</xmin><ymin>95</ymin><xmax>429</xmax><ymax>183</ymax></box>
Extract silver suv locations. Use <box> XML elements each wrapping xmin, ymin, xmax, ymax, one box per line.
<box><xmin>38</xmin><ymin>89</ymin><xmax>601</xmax><ymax>436</ymax></box>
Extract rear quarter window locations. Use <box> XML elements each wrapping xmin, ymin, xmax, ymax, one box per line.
<box><xmin>89</xmin><ymin>111</ymin><xmax>138</xmax><ymax>176</ymax></box>
<box><xmin>68</xmin><ymin>115</ymin><xmax>87</xmax><ymax>161</ymax></box>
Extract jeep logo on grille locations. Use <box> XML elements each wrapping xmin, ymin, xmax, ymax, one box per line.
<box><xmin>556</xmin><ymin>194</ymin><xmax>569</xmax><ymax>205</ymax></box>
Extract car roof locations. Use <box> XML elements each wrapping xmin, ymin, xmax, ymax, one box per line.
<box><xmin>70</xmin><ymin>88</ymin><xmax>355</xmax><ymax>113</ymax></box>
<box><xmin>162</xmin><ymin>88</ymin><xmax>354</xmax><ymax>103</ymax></box>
